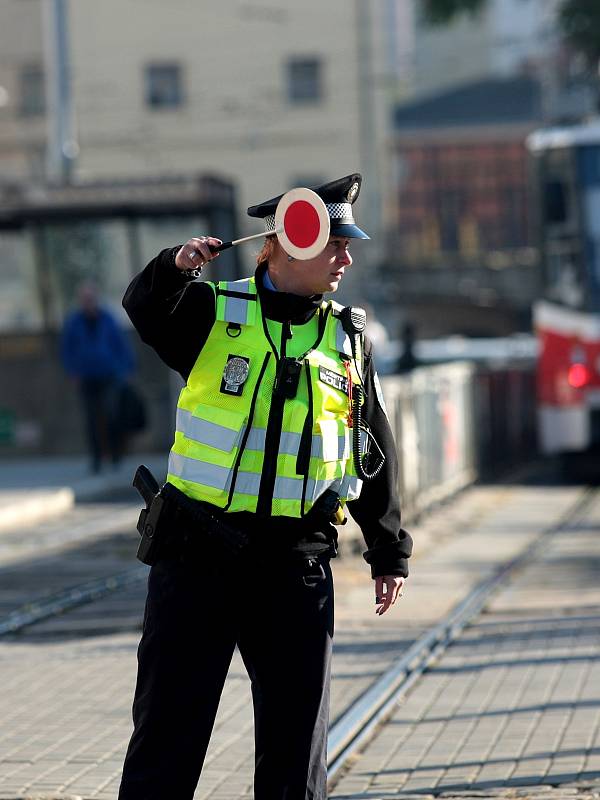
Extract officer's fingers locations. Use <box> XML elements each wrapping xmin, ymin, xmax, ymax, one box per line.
<box><xmin>375</xmin><ymin>576</ymin><xmax>392</xmax><ymax>615</ymax></box>
<box><xmin>175</xmin><ymin>243</ymin><xmax>202</xmax><ymax>270</ymax></box>
<box><xmin>374</xmin><ymin>576</ymin><xmax>384</xmax><ymax>608</ymax></box>
<box><xmin>190</xmin><ymin>236</ymin><xmax>222</xmax><ymax>264</ymax></box>
<box><xmin>376</xmin><ymin>577</ymin><xmax>404</xmax><ymax>615</ymax></box>
<box><xmin>377</xmin><ymin>592</ymin><xmax>394</xmax><ymax>615</ymax></box>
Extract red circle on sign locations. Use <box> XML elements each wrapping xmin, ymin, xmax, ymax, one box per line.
<box><xmin>283</xmin><ymin>201</ymin><xmax>321</xmax><ymax>248</ymax></box>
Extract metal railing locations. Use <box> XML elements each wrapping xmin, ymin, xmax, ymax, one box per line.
<box><xmin>381</xmin><ymin>360</ymin><xmax>536</xmax><ymax>520</ymax></box>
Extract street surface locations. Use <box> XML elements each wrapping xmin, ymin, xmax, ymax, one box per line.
<box><xmin>0</xmin><ymin>467</ymin><xmax>597</xmax><ymax>799</ymax></box>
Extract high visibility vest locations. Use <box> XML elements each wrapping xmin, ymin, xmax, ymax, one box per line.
<box><xmin>166</xmin><ymin>276</ymin><xmax>364</xmax><ymax>517</ymax></box>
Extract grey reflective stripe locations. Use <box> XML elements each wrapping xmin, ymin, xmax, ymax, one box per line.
<box><xmin>241</xmin><ymin>428</ymin><xmax>349</xmax><ymax>460</ymax></box>
<box><xmin>224</xmin><ymin>294</ymin><xmax>249</xmax><ymax>325</ymax></box>
<box><xmin>169</xmin><ymin>452</ymin><xmax>358</xmax><ymax>504</ymax></box>
<box><xmin>177</xmin><ymin>408</ymin><xmax>241</xmax><ymax>452</ymax></box>
<box><xmin>177</xmin><ymin>419</ymin><xmax>347</xmax><ymax>461</ymax></box>
<box><xmin>242</xmin><ymin>427</ymin><xmax>297</xmax><ymax>453</ymax></box>
<box><xmin>314</xmin><ymin>430</ymin><xmax>349</xmax><ymax>460</ymax></box>
<box><xmin>275</xmin><ymin>475</ymin><xmax>340</xmax><ymax>502</ymax></box>
<box><xmin>168</xmin><ymin>452</ymin><xmax>232</xmax><ymax>491</ymax></box>
<box><xmin>222</xmin><ymin>278</ymin><xmax>252</xmax><ymax>295</ymax></box>
<box><xmin>222</xmin><ymin>279</ymin><xmax>253</xmax><ymax>324</ymax></box>
<box><xmin>228</xmin><ymin>470</ymin><xmax>262</xmax><ymax>496</ymax></box>
<box><xmin>169</xmin><ymin>452</ymin><xmax>262</xmax><ymax>495</ymax></box>
<box><xmin>340</xmin><ymin>472</ymin><xmax>362</xmax><ymax>501</ymax></box>
<box><xmin>279</xmin><ymin>431</ymin><xmax>346</xmax><ymax>459</ymax></box>
<box><xmin>280</xmin><ymin>430</ymin><xmax>301</xmax><ymax>455</ymax></box>
<box><xmin>234</xmin><ymin>278</ymin><xmax>252</xmax><ymax>294</ymax></box>
<box><xmin>245</xmin><ymin>427</ymin><xmax>266</xmax><ymax>451</ymax></box>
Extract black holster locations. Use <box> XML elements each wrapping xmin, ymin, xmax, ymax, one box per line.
<box><xmin>133</xmin><ymin>465</ymin><xmax>167</xmax><ymax>565</ymax></box>
<box><xmin>132</xmin><ymin>465</ymin><xmax>249</xmax><ymax>566</ymax></box>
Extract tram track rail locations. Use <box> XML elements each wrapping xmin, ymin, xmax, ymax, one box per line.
<box><xmin>0</xmin><ymin>564</ymin><xmax>148</xmax><ymax>637</ymax></box>
<box><xmin>326</xmin><ymin>484</ymin><xmax>599</xmax><ymax>787</ymax></box>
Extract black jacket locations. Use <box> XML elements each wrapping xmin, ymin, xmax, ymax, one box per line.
<box><xmin>123</xmin><ymin>248</ymin><xmax>412</xmax><ymax>577</ymax></box>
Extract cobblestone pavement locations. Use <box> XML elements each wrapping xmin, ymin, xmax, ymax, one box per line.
<box><xmin>0</xmin><ymin>476</ymin><xmax>588</xmax><ymax>799</ymax></box>
<box><xmin>330</xmin><ymin>490</ymin><xmax>600</xmax><ymax>800</ymax></box>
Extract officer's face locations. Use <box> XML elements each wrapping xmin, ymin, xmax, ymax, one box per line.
<box><xmin>286</xmin><ymin>236</ymin><xmax>353</xmax><ymax>295</ymax></box>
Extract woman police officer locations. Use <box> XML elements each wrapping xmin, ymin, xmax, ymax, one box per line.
<box><xmin>118</xmin><ymin>174</ymin><xmax>412</xmax><ymax>800</ymax></box>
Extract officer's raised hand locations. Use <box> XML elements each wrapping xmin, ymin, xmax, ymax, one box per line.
<box><xmin>175</xmin><ymin>237</ymin><xmax>222</xmax><ymax>271</ymax></box>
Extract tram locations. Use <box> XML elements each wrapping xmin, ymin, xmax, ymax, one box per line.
<box><xmin>527</xmin><ymin>122</ymin><xmax>600</xmax><ymax>457</ymax></box>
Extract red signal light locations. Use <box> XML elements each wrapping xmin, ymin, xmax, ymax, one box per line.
<box><xmin>568</xmin><ymin>363</ymin><xmax>590</xmax><ymax>389</ymax></box>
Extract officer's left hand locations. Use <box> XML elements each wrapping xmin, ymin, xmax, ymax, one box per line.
<box><xmin>374</xmin><ymin>575</ymin><xmax>405</xmax><ymax>615</ymax></box>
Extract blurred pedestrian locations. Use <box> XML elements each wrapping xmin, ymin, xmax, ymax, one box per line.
<box><xmin>397</xmin><ymin>322</ymin><xmax>420</xmax><ymax>373</ymax></box>
<box><xmin>118</xmin><ymin>174</ymin><xmax>412</xmax><ymax>800</ymax></box>
<box><xmin>60</xmin><ymin>281</ymin><xmax>135</xmax><ymax>473</ymax></box>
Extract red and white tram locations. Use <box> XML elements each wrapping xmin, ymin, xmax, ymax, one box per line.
<box><xmin>528</xmin><ymin>123</ymin><xmax>600</xmax><ymax>457</ymax></box>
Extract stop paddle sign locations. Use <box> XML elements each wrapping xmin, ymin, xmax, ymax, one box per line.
<box><xmin>274</xmin><ymin>188</ymin><xmax>331</xmax><ymax>260</ymax></box>
<box><xmin>209</xmin><ymin>186</ymin><xmax>331</xmax><ymax>260</ymax></box>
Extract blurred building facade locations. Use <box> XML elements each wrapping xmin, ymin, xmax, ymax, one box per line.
<box><xmin>5</xmin><ymin>4</ymin><xmax>598</xmax><ymax>310</ymax></box>
<box><xmin>0</xmin><ymin>0</ymin><xmax>584</xmax><ymax>455</ymax></box>
<box><xmin>374</xmin><ymin>0</ymin><xmax>600</xmax><ymax>339</ymax></box>
<box><xmin>0</xmin><ymin>0</ymin><xmax>579</xmax><ymax>313</ymax></box>
<box><xmin>390</xmin><ymin>75</ymin><xmax>541</xmax><ymax>266</ymax></box>
<box><xmin>381</xmin><ymin>73</ymin><xmax>546</xmax><ymax>337</ymax></box>
<box><xmin>0</xmin><ymin>0</ymin><xmax>418</xmax><ymax>297</ymax></box>
<box><xmin>0</xmin><ymin>0</ymin><xmax>414</xmax><ymax>455</ymax></box>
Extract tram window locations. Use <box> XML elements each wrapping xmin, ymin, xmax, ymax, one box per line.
<box><xmin>544</xmin><ymin>180</ymin><xmax>567</xmax><ymax>224</ymax></box>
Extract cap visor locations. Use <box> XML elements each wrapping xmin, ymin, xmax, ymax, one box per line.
<box><xmin>330</xmin><ymin>223</ymin><xmax>370</xmax><ymax>240</ymax></box>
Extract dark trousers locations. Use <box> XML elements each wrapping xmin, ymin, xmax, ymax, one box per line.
<box><xmin>118</xmin><ymin>548</ymin><xmax>334</xmax><ymax>800</ymax></box>
<box><xmin>80</xmin><ymin>377</ymin><xmax>123</xmax><ymax>471</ymax></box>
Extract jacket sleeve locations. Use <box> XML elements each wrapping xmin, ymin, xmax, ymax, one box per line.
<box><xmin>60</xmin><ymin>313</ymin><xmax>78</xmax><ymax>376</ymax></box>
<box><xmin>346</xmin><ymin>338</ymin><xmax>413</xmax><ymax>578</ymax></box>
<box><xmin>122</xmin><ymin>247</ymin><xmax>217</xmax><ymax>380</ymax></box>
<box><xmin>106</xmin><ymin>312</ymin><xmax>136</xmax><ymax>378</ymax></box>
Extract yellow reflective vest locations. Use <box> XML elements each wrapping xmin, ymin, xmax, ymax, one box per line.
<box><xmin>167</xmin><ymin>276</ymin><xmax>364</xmax><ymax>517</ymax></box>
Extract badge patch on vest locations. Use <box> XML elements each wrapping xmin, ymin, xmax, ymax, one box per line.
<box><xmin>319</xmin><ymin>366</ymin><xmax>348</xmax><ymax>394</ymax></box>
<box><xmin>221</xmin><ymin>355</ymin><xmax>250</xmax><ymax>396</ymax></box>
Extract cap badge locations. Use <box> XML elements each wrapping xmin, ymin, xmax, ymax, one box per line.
<box><xmin>347</xmin><ymin>182</ymin><xmax>359</xmax><ymax>202</ymax></box>
<box><xmin>221</xmin><ymin>355</ymin><xmax>250</xmax><ymax>396</ymax></box>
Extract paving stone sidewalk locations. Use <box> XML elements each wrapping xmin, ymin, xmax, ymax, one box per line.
<box><xmin>0</xmin><ymin>477</ymin><xmax>587</xmax><ymax>799</ymax></box>
<box><xmin>330</xmin><ymin>490</ymin><xmax>600</xmax><ymax>800</ymax></box>
<box><xmin>0</xmin><ymin>455</ymin><xmax>166</xmax><ymax>533</ymax></box>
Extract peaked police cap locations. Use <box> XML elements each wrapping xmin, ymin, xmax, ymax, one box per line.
<box><xmin>247</xmin><ymin>173</ymin><xmax>370</xmax><ymax>240</ymax></box>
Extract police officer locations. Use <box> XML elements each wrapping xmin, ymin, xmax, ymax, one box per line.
<box><xmin>118</xmin><ymin>174</ymin><xmax>412</xmax><ymax>800</ymax></box>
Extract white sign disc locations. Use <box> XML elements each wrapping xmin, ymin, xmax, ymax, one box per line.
<box><xmin>274</xmin><ymin>187</ymin><xmax>330</xmax><ymax>260</ymax></box>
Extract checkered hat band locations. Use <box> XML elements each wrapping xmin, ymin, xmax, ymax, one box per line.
<box><xmin>263</xmin><ymin>202</ymin><xmax>354</xmax><ymax>232</ymax></box>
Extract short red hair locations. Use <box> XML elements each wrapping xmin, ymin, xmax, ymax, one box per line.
<box><xmin>256</xmin><ymin>237</ymin><xmax>276</xmax><ymax>266</ymax></box>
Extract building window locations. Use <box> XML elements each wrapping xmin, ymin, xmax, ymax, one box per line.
<box><xmin>287</xmin><ymin>57</ymin><xmax>323</xmax><ymax>104</ymax></box>
<box><xmin>145</xmin><ymin>63</ymin><xmax>184</xmax><ymax>109</ymax></box>
<box><xmin>19</xmin><ymin>65</ymin><xmax>45</xmax><ymax>117</ymax></box>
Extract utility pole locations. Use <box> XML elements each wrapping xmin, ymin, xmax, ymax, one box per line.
<box><xmin>355</xmin><ymin>0</ymin><xmax>382</xmax><ymax>269</ymax></box>
<box><xmin>42</xmin><ymin>0</ymin><xmax>78</xmax><ymax>184</ymax></box>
